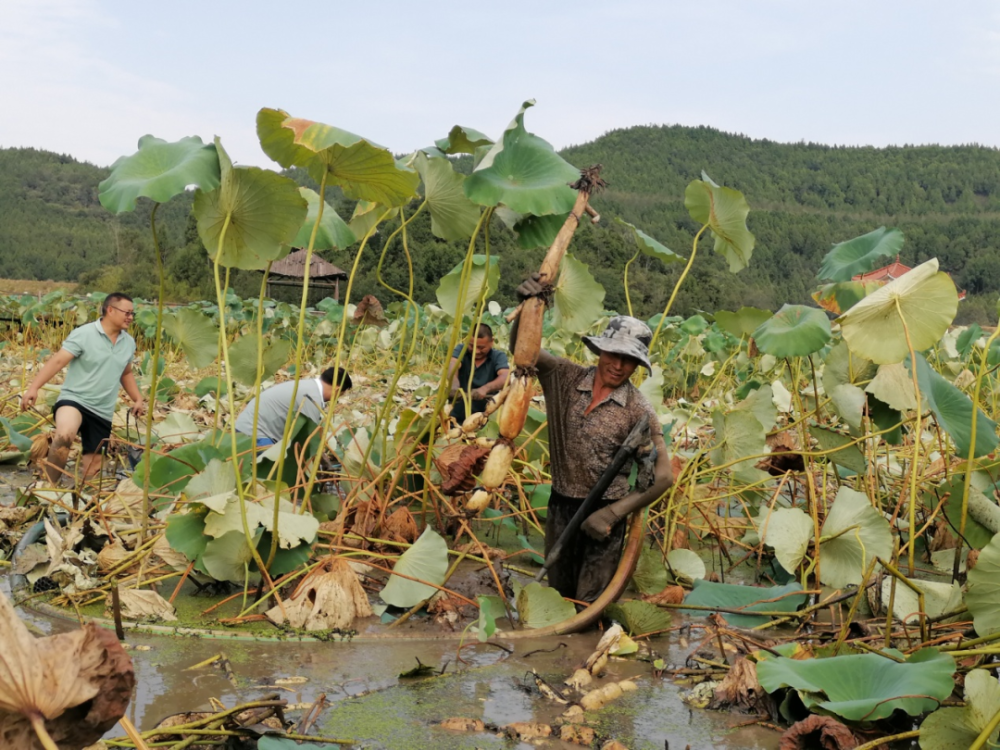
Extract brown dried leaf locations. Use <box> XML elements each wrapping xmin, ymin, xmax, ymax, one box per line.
<box><xmin>968</xmin><ymin>548</ymin><xmax>981</xmax><ymax>571</ymax></box>
<box><xmin>352</xmin><ymin>295</ymin><xmax>388</xmax><ymax>327</ymax></box>
<box><xmin>29</xmin><ymin>433</ymin><xmax>51</xmax><ymax>467</ymax></box>
<box><xmin>439</xmin><ymin>717</ymin><xmax>485</xmax><ymax>732</ymax></box>
<box><xmin>265</xmin><ymin>558</ymin><xmax>373</xmax><ymax>631</ymax></box>
<box><xmin>383</xmin><ymin>507</ymin><xmax>418</xmax><ymax>544</ymax></box>
<box><xmin>437</xmin><ymin>444</ymin><xmax>491</xmax><ymax>496</ymax></box>
<box><xmin>642</xmin><ymin>585</ymin><xmax>685</xmax><ymax>606</ymax></box>
<box><xmin>115</xmin><ymin>589</ymin><xmax>177</xmax><ymax>622</ymax></box>
<box><xmin>708</xmin><ymin>657</ymin><xmax>773</xmax><ymax>714</ymax></box>
<box><xmin>96</xmin><ymin>542</ymin><xmax>130</xmax><ymax>573</ymax></box>
<box><xmin>779</xmin><ymin>714</ymin><xmax>863</xmax><ymax>750</ymax></box>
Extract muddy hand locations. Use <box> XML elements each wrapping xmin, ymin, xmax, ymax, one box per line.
<box><xmin>515</xmin><ymin>273</ymin><xmax>544</xmax><ymax>302</ymax></box>
<box><xmin>581</xmin><ymin>506</ymin><xmax>620</xmax><ymax>541</ymax></box>
<box><xmin>20</xmin><ymin>388</ymin><xmax>37</xmax><ymax>412</ymax></box>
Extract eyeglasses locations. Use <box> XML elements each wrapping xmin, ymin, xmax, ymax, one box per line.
<box><xmin>109</xmin><ymin>305</ymin><xmax>136</xmax><ymax>318</ymax></box>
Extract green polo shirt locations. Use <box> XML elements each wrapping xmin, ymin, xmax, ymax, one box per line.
<box><xmin>58</xmin><ymin>320</ymin><xmax>136</xmax><ymax>419</ymax></box>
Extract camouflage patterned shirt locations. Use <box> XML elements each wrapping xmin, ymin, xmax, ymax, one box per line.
<box><xmin>537</xmin><ymin>356</ymin><xmax>666</xmax><ymax>500</ymax></box>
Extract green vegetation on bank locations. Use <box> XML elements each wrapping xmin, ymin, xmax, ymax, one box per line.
<box><xmin>4</xmin><ymin>125</ymin><xmax>1000</xmax><ymax>322</ymax></box>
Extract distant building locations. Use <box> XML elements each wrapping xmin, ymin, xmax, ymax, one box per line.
<box><xmin>268</xmin><ymin>249</ymin><xmax>348</xmax><ymax>303</ymax></box>
<box><xmin>853</xmin><ymin>256</ymin><xmax>966</xmax><ymax>300</ymax></box>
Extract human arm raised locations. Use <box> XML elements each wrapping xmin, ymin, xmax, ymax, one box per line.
<box><xmin>20</xmin><ymin>349</ymin><xmax>75</xmax><ymax>411</ymax></box>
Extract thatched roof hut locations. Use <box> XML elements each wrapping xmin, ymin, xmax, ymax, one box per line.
<box><xmin>268</xmin><ymin>249</ymin><xmax>348</xmax><ymax>302</ymax></box>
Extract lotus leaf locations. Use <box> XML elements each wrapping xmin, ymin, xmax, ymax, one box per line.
<box><xmin>552</xmin><ymin>254</ymin><xmax>606</xmax><ymax>333</ymax></box>
<box><xmin>616</xmin><ymin>219</ymin><xmax>685</xmax><ymax>265</ymax></box>
<box><xmin>909</xmin><ymin>352</ymin><xmax>999</xmax><ymax>459</ymax></box>
<box><xmin>880</xmin><ymin>577</ymin><xmax>963</xmax><ymax>624</ymax></box>
<box><xmin>162</xmin><ymin>308</ymin><xmax>219</xmax><ymax>370</ymax></box>
<box><xmin>741</xmin><ymin>384</ymin><xmax>776</xmax><ymax>431</ymax></box>
<box><xmin>683</xmin><ymin>580</ymin><xmax>806</xmax><ymax>628</ymax></box>
<box><xmin>260</xmin><ymin>496</ymin><xmax>320</xmax><ymax>549</ymax></box>
<box><xmin>413</xmin><ymin>152</ymin><xmax>480</xmax><ymax>241</ymax></box>
<box><xmin>822</xmin><ymin>341</ymin><xmax>876</xmax><ymax>395</ymax></box>
<box><xmin>819</xmin><ymin>487</ymin><xmax>892</xmax><ymax>588</ymax></box>
<box><xmin>434</xmin><ymin>125</ymin><xmax>493</xmax><ymax>155</ymax></box>
<box><xmin>228</xmin><ymin>335</ymin><xmax>292</xmax><ymax>387</ymax></box>
<box><xmin>512</xmin><ymin>212</ymin><xmax>567</xmax><ymax>249</ymax></box>
<box><xmin>967</xmin><ymin>532</ymin><xmax>1000</xmax><ymax>636</ymax></box>
<box><xmin>956</xmin><ymin>323</ymin><xmax>984</xmax><ymax>359</ymax></box>
<box><xmin>477</xmin><ymin>594</ymin><xmax>507</xmax><ymax>642</ymax></box>
<box><xmin>715</xmin><ymin>306</ymin><xmax>772</xmax><ymax>339</ymax></box>
<box><xmin>257</xmin><ymin>108</ymin><xmax>419</xmax><ymax>206</ymax></box>
<box><xmin>632</xmin><ymin>545</ymin><xmax>669</xmax><ymax>595</ymax></box>
<box><xmin>348</xmin><ymin>199</ymin><xmax>386</xmax><ymax>239</ymax></box>
<box><xmin>757</xmin><ymin>507</ymin><xmax>813</xmax><ymax>573</ymax></box>
<box><xmin>165</xmin><ymin>511</ymin><xmax>209</xmax><ymax>566</ymax></box>
<box><xmin>604</xmin><ymin>600</ymin><xmax>672</xmax><ymax>636</ymax></box>
<box><xmin>817</xmin><ymin>226</ymin><xmax>904</xmax><ymax>282</ymax></box>
<box><xmin>710</xmin><ymin>409</ymin><xmax>768</xmax><ymax>483</ymax></box>
<box><xmin>463</xmin><ymin>100</ymin><xmax>579</xmax><ymax>216</ymax></box>
<box><xmin>812</xmin><ymin>280</ymin><xmax>882</xmax><ymax>315</ymax></box>
<box><xmin>752</xmin><ymin>304</ymin><xmax>831</xmax><ymax>358</ymax></box>
<box><xmin>185</xmin><ymin>459</ymin><xmax>236</xmax><ymax>504</ymax></box>
<box><xmin>684</xmin><ymin>173</ymin><xmax>755</xmax><ymax>273</ymax></box>
<box><xmin>0</xmin><ymin>417</ymin><xmax>31</xmax><ymax>452</ymax></box>
<box><xmin>99</xmin><ymin>134</ymin><xmax>220</xmax><ymax>214</ymax></box>
<box><xmin>830</xmin><ymin>384</ymin><xmax>867</xmax><ymax>433</ymax></box>
<box><xmin>293</xmin><ymin>188</ymin><xmax>356</xmax><ymax>250</ymax></box>
<box><xmin>809</xmin><ymin>425</ymin><xmax>867</xmax><ymax>475</ymax></box>
<box><xmin>866</xmin><ymin>362</ymin><xmax>917</xmax><ymax>412</ymax></box>
<box><xmin>919</xmin><ymin>669</ymin><xmax>1000</xmax><ymax>750</ymax></box>
<box><xmin>756</xmin><ymin>647</ymin><xmax>955</xmax><ymax>721</ymax></box>
<box><xmin>924</xmin><ymin>476</ymin><xmax>995</xmax><ymax>550</ymax></box>
<box><xmin>154</xmin><ymin>412</ymin><xmax>201</xmax><ymax>446</ymax></box>
<box><xmin>638</xmin><ymin>366</ymin><xmax>666</xmax><ymax>416</ymax></box>
<box><xmin>194</xmin><ymin>138</ymin><xmax>307</xmax><ymax>270</ymax></box>
<box><xmin>666</xmin><ymin>548</ymin><xmax>706</xmax><ymax>583</ymax></box>
<box><xmin>435</xmin><ymin>255</ymin><xmax>499</xmax><ymax>319</ymax></box>
<box><xmin>201</xmin><ymin>530</ymin><xmax>260</xmax><ymax>583</ymax></box>
<box><xmin>380</xmin><ymin>527</ymin><xmax>449</xmax><ymax>608</ymax></box>
<box><xmin>516</xmin><ymin>582</ymin><xmax>576</xmax><ymax>629</ymax></box>
<box><xmin>837</xmin><ymin>258</ymin><xmax>958</xmax><ymax>364</ymax></box>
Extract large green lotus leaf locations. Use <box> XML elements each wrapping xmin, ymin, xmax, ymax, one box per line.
<box><xmin>476</xmin><ymin>594</ymin><xmax>507</xmax><ymax>642</ymax></box>
<box><xmin>604</xmin><ymin>600</ymin><xmax>672</xmax><ymax>637</ymax></box>
<box><xmin>710</xmin><ymin>409</ymin><xmax>768</xmax><ymax>483</ymax></box>
<box><xmin>870</xmin><ymin>395</ymin><xmax>903</xmax><ymax>444</ymax></box>
<box><xmin>758</xmin><ymin>507</ymin><xmax>813</xmax><ymax>573</ymax></box>
<box><xmin>756</xmin><ymin>648</ymin><xmax>955</xmax><ymax>722</ymax></box>
<box><xmin>837</xmin><ymin>258</ymin><xmax>958</xmax><ymax>364</ymax></box>
<box><xmin>716</xmin><ymin>307</ymin><xmax>772</xmax><ymax>338</ymax></box>
<box><xmin>99</xmin><ymin>135</ymin><xmax>220</xmax><ymax>214</ymax></box>
<box><xmin>552</xmin><ymin>254</ymin><xmax>605</xmax><ymax>334</ymax></box>
<box><xmin>666</xmin><ymin>548</ymin><xmax>706</xmax><ymax>582</ymax></box>
<box><xmin>632</xmin><ymin>546</ymin><xmax>669</xmax><ymax>595</ymax></box>
<box><xmin>137</xmin><ymin>440</ymin><xmax>223</xmax><ymax>495</ymax></box>
<box><xmin>435</xmin><ymin>125</ymin><xmax>493</xmax><ymax>155</ymax></box>
<box><xmin>809</xmin><ymin>425</ymin><xmax>867</xmax><ymax>475</ymax></box>
<box><xmin>513</xmin><ymin>212</ymin><xmax>567</xmax><ymax>249</ymax></box>
<box><xmin>162</xmin><ymin>308</ymin><xmax>219</xmax><ymax>370</ymax></box>
<box><xmin>924</xmin><ymin>476</ymin><xmax>995</xmax><ymax>550</ymax></box>
<box><xmin>957</xmin><ymin>323</ymin><xmax>984</xmax><ymax>359</ymax></box>
<box><xmin>684</xmin><ymin>174</ymin><xmax>755</xmax><ymax>273</ymax></box>
<box><xmin>435</xmin><ymin>255</ymin><xmax>499</xmax><ymax>319</ymax></box>
<box><xmin>185</xmin><ymin>458</ymin><xmax>236</xmax><ymax>502</ymax></box>
<box><xmin>194</xmin><ymin>138</ymin><xmax>306</xmax><ymax>270</ymax></box>
<box><xmin>967</xmin><ymin>532</ymin><xmax>1000</xmax><ymax>636</ymax></box>
<box><xmin>0</xmin><ymin>417</ymin><xmax>31</xmax><ymax>452</ymax></box>
<box><xmin>203</xmin><ymin>496</ymin><xmax>270</xmax><ymax>539</ymax></box>
<box><xmin>516</xmin><ymin>582</ymin><xmax>576</xmax><ymax>629</ymax></box>
<box><xmin>201</xmin><ymin>529</ymin><xmax>261</xmax><ymax>583</ymax></box>
<box><xmin>260</xmin><ymin>495</ymin><xmax>319</xmax><ymax>549</ymax></box>
<box><xmin>464</xmin><ymin>100</ymin><xmax>579</xmax><ymax>215</ymax></box>
<box><xmin>866</xmin><ymin>362</ymin><xmax>917</xmax><ymax>412</ymax></box>
<box><xmin>257</xmin><ymin>108</ymin><xmax>419</xmax><ymax>207</ymax></box>
<box><xmin>293</xmin><ymin>188</ymin><xmax>356</xmax><ymax>250</ymax></box>
<box><xmin>881</xmin><ymin>576</ymin><xmax>963</xmax><ymax>624</ymax></box>
<box><xmin>741</xmin><ymin>384</ymin><xmax>776</xmax><ymax>431</ymax></box>
<box><xmin>381</xmin><ymin>527</ymin><xmax>449</xmax><ymax>608</ymax></box>
<box><xmin>413</xmin><ymin>152</ymin><xmax>480</xmax><ymax>241</ymax></box>
<box><xmin>910</xmin><ymin>352</ymin><xmax>999</xmax><ymax>459</ymax></box>
<box><xmin>616</xmin><ymin>219</ymin><xmax>685</xmax><ymax>265</ymax></box>
<box><xmin>812</xmin><ymin>280</ymin><xmax>883</xmax><ymax>315</ymax></box>
<box><xmin>819</xmin><ymin>487</ymin><xmax>892</xmax><ymax>588</ymax></box>
<box><xmin>228</xmin><ymin>335</ymin><xmax>292</xmax><ymax>387</ymax></box>
<box><xmin>752</xmin><ymin>304</ymin><xmax>831</xmax><ymax>358</ymax></box>
<box><xmin>830</xmin><ymin>384</ymin><xmax>866</xmax><ymax>433</ymax></box>
<box><xmin>822</xmin><ymin>341</ymin><xmax>876</xmax><ymax>395</ymax></box>
<box><xmin>919</xmin><ymin>669</ymin><xmax>1000</xmax><ymax>750</ymax></box>
<box><xmin>683</xmin><ymin>580</ymin><xmax>806</xmax><ymax>628</ymax></box>
<box><xmin>165</xmin><ymin>510</ymin><xmax>209</xmax><ymax>564</ymax></box>
<box><xmin>154</xmin><ymin>412</ymin><xmax>201</xmax><ymax>446</ymax></box>
<box><xmin>348</xmin><ymin>199</ymin><xmax>386</xmax><ymax>239</ymax></box>
<box><xmin>817</xmin><ymin>227</ymin><xmax>905</xmax><ymax>282</ymax></box>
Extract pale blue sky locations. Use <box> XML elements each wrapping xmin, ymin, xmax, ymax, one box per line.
<box><xmin>2</xmin><ymin>0</ymin><xmax>999</xmax><ymax>168</ymax></box>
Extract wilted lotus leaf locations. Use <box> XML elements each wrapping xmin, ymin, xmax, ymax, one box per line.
<box><xmin>708</xmin><ymin>657</ymin><xmax>772</xmax><ymax>714</ymax></box>
<box><xmin>604</xmin><ymin>600</ymin><xmax>672</xmax><ymax>637</ymax></box>
<box><xmin>436</xmin><ymin>443</ymin><xmax>490</xmax><ymax>496</ymax></box>
<box><xmin>778</xmin><ymin>714</ymin><xmax>862</xmax><ymax>750</ymax></box>
<box><xmin>116</xmin><ymin>589</ymin><xmax>177</xmax><ymax>622</ymax></box>
<box><xmin>265</xmin><ymin>558</ymin><xmax>372</xmax><ymax>631</ymax></box>
<box><xmin>352</xmin><ymin>295</ymin><xmax>388</xmax><ymax>327</ymax></box>
<box><xmin>29</xmin><ymin>432</ymin><xmax>50</xmax><ymax>467</ymax></box>
<box><xmin>383</xmin><ymin>507</ymin><xmax>418</xmax><ymax>544</ymax></box>
<box><xmin>0</xmin><ymin>590</ymin><xmax>135</xmax><ymax>750</ymax></box>
<box><xmin>642</xmin><ymin>585</ymin><xmax>685</xmax><ymax>606</ymax></box>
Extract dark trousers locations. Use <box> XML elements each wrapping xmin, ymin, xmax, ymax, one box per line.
<box><xmin>543</xmin><ymin>490</ymin><xmax>627</xmax><ymax>603</ymax></box>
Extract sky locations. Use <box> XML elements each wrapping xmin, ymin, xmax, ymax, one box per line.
<box><xmin>2</xmin><ymin>0</ymin><xmax>1000</xmax><ymax>169</ymax></box>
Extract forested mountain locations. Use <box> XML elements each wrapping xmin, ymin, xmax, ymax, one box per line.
<box><xmin>3</xmin><ymin>126</ymin><xmax>1000</xmax><ymax>323</ymax></box>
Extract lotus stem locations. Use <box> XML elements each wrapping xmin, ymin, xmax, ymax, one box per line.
<box><xmin>29</xmin><ymin>714</ymin><xmax>60</xmax><ymax>750</ymax></box>
<box><xmin>140</xmin><ymin>201</ymin><xmax>165</xmax><ymax>542</ymax></box>
<box><xmin>651</xmin><ymin>223</ymin><xmax>708</xmax><ymax>350</ymax></box>
<box><xmin>623</xmin><ymin>249</ymin><xmax>639</xmax><ymax>316</ymax></box>
<box><xmin>895</xmin><ymin>298</ymin><xmax>922</xmax><ymax>576</ymax></box>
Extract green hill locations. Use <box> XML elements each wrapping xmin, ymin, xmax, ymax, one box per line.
<box><xmin>3</xmin><ymin>126</ymin><xmax>1000</xmax><ymax>322</ymax></box>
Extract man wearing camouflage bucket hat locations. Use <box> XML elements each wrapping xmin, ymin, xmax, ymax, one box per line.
<box><xmin>511</xmin><ymin>274</ymin><xmax>673</xmax><ymax>604</ymax></box>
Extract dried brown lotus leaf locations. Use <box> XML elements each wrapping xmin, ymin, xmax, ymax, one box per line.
<box><xmin>437</xmin><ymin>444</ymin><xmax>490</xmax><ymax>495</ymax></box>
<box><xmin>383</xmin><ymin>507</ymin><xmax>418</xmax><ymax>544</ymax></box>
<box><xmin>266</xmin><ymin>558</ymin><xmax>372</xmax><ymax>631</ymax></box>
<box><xmin>29</xmin><ymin>432</ymin><xmax>51</xmax><ymax>467</ymax></box>
<box><xmin>779</xmin><ymin>714</ymin><xmax>864</xmax><ymax>750</ymax></box>
<box><xmin>641</xmin><ymin>585</ymin><xmax>686</xmax><ymax>605</ymax></box>
<box><xmin>115</xmin><ymin>589</ymin><xmax>177</xmax><ymax>622</ymax></box>
<box><xmin>96</xmin><ymin>542</ymin><xmax>130</xmax><ymax>573</ymax></box>
<box><xmin>352</xmin><ymin>295</ymin><xmax>388</xmax><ymax>327</ymax></box>
<box><xmin>708</xmin><ymin>657</ymin><xmax>772</xmax><ymax>714</ymax></box>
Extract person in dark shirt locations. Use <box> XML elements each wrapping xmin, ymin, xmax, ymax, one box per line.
<box><xmin>448</xmin><ymin>324</ymin><xmax>510</xmax><ymax>425</ymax></box>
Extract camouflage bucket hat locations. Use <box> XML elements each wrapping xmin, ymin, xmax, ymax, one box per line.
<box><xmin>582</xmin><ymin>316</ymin><xmax>653</xmax><ymax>373</ymax></box>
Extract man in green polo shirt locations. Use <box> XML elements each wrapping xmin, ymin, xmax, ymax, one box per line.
<box><xmin>21</xmin><ymin>292</ymin><xmax>145</xmax><ymax>484</ymax></box>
